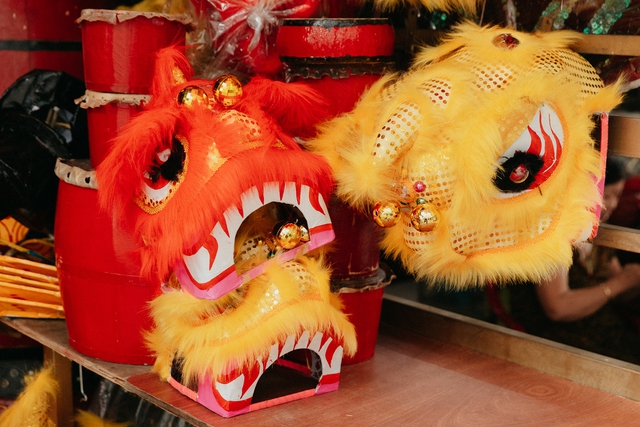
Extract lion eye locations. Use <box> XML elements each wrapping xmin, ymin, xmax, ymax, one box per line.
<box><xmin>494</xmin><ymin>104</ymin><xmax>563</xmax><ymax>197</ymax></box>
<box><xmin>138</xmin><ymin>136</ymin><xmax>188</xmax><ymax>213</ymax></box>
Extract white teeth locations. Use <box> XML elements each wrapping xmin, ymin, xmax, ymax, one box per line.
<box><xmin>215</xmin><ymin>373</ymin><xmax>247</xmax><ymax>401</ymax></box>
<box><xmin>213</xmin><ymin>331</ymin><xmax>341</xmax><ymax>404</ymax></box>
<box><xmin>280</xmin><ymin>335</ymin><xmax>295</xmax><ymax>357</ymax></box>
<box><xmin>294</xmin><ymin>330</ymin><xmax>310</xmax><ymax>350</ymax></box>
<box><xmin>183</xmin><ymin>221</ymin><xmax>234</xmax><ymax>284</ymax></box>
<box><xmin>267</xmin><ymin>343</ymin><xmax>280</xmax><ymax>367</ymax></box>
<box><xmin>326</xmin><ymin>346</ymin><xmax>343</xmax><ymax>374</ymax></box>
<box><xmin>240</xmin><ymin>186</ymin><xmax>263</xmax><ymax>217</ymax></box>
<box><xmin>308</xmin><ymin>332</ymin><xmax>323</xmax><ymax>353</ymax></box>
<box><xmin>222</xmin><ymin>203</ymin><xmax>244</xmax><ymax>240</ymax></box>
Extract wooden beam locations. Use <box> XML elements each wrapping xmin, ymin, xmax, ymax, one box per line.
<box><xmin>44</xmin><ymin>347</ymin><xmax>74</xmax><ymax>427</ymax></box>
<box><xmin>573</xmin><ymin>35</ymin><xmax>640</xmax><ymax>57</ymax></box>
<box><xmin>609</xmin><ymin>113</ymin><xmax>640</xmax><ymax>159</ymax></box>
<box><xmin>593</xmin><ymin>223</ymin><xmax>640</xmax><ymax>253</ymax></box>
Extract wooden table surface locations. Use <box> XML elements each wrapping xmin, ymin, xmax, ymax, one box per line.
<box><xmin>3</xmin><ymin>314</ymin><xmax>640</xmax><ymax>427</ymax></box>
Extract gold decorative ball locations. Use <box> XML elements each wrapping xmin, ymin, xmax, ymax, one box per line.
<box><xmin>177</xmin><ymin>86</ymin><xmax>210</xmax><ymax>108</ymax></box>
<box><xmin>299</xmin><ymin>225</ymin><xmax>310</xmax><ymax>243</ymax></box>
<box><xmin>276</xmin><ymin>222</ymin><xmax>302</xmax><ymax>249</ymax></box>
<box><xmin>410</xmin><ymin>204</ymin><xmax>439</xmax><ymax>232</ymax></box>
<box><xmin>392</xmin><ymin>181</ymin><xmax>415</xmax><ymax>203</ymax></box>
<box><xmin>213</xmin><ymin>75</ymin><xmax>243</xmax><ymax>108</ymax></box>
<box><xmin>372</xmin><ymin>201</ymin><xmax>401</xmax><ymax>228</ymax></box>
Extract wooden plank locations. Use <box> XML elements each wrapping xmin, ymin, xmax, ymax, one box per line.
<box><xmin>127</xmin><ymin>322</ymin><xmax>640</xmax><ymax>427</ymax></box>
<box><xmin>381</xmin><ymin>295</ymin><xmax>640</xmax><ymax>402</ymax></box>
<box><xmin>0</xmin><ymin>318</ymin><xmax>149</xmax><ymax>387</ymax></box>
<box><xmin>5</xmin><ymin>309</ymin><xmax>640</xmax><ymax>426</ymax></box>
<box><xmin>609</xmin><ymin>113</ymin><xmax>640</xmax><ymax>159</ymax></box>
<box><xmin>44</xmin><ymin>347</ymin><xmax>73</xmax><ymax>427</ymax></box>
<box><xmin>573</xmin><ymin>35</ymin><xmax>640</xmax><ymax>57</ymax></box>
<box><xmin>592</xmin><ymin>223</ymin><xmax>640</xmax><ymax>253</ymax></box>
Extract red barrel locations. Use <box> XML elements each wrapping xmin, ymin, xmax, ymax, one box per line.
<box><xmin>326</xmin><ymin>197</ymin><xmax>381</xmax><ymax>281</ymax></box>
<box><xmin>339</xmin><ymin>282</ymin><xmax>386</xmax><ymax>364</ymax></box>
<box><xmin>0</xmin><ymin>0</ymin><xmax>115</xmax><ymax>93</ymax></box>
<box><xmin>276</xmin><ymin>18</ymin><xmax>395</xmax><ymax>118</ymax></box>
<box><xmin>54</xmin><ymin>159</ymin><xmax>158</xmax><ymax>364</ymax></box>
<box><xmin>76</xmin><ymin>90</ymin><xmax>149</xmax><ymax>169</ymax></box>
<box><xmin>277</xmin><ymin>19</ymin><xmax>396</xmax><ymax>364</ymax></box>
<box><xmin>78</xmin><ymin>9</ymin><xmax>190</xmax><ymax>94</ymax></box>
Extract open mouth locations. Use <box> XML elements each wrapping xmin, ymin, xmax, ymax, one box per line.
<box><xmin>168</xmin><ymin>329</ymin><xmax>343</xmax><ymax>417</ymax></box>
<box><xmin>173</xmin><ymin>180</ymin><xmax>334</xmax><ymax>300</ymax></box>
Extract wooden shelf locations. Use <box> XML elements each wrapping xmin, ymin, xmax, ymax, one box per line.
<box><xmin>609</xmin><ymin>112</ymin><xmax>640</xmax><ymax>159</ymax></box>
<box><xmin>593</xmin><ymin>223</ymin><xmax>640</xmax><ymax>253</ymax></box>
<box><xmin>3</xmin><ymin>296</ymin><xmax>640</xmax><ymax>426</ymax></box>
<box><xmin>573</xmin><ymin>34</ymin><xmax>640</xmax><ymax>57</ymax></box>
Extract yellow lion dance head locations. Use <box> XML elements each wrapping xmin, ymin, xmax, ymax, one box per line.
<box><xmin>309</xmin><ymin>22</ymin><xmax>623</xmax><ymax>288</ymax></box>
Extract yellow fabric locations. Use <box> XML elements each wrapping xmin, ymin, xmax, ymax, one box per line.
<box><xmin>309</xmin><ymin>23</ymin><xmax>623</xmax><ymax>289</ymax></box>
<box><xmin>147</xmin><ymin>256</ymin><xmax>357</xmax><ymax>384</ymax></box>
<box><xmin>0</xmin><ymin>367</ymin><xmax>58</xmax><ymax>427</ymax></box>
<box><xmin>75</xmin><ymin>410</ymin><xmax>130</xmax><ymax>427</ymax></box>
<box><xmin>373</xmin><ymin>0</ymin><xmax>480</xmax><ymax>13</ymax></box>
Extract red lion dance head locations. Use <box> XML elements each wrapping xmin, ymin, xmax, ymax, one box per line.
<box><xmin>96</xmin><ymin>47</ymin><xmax>356</xmax><ymax>417</ymax></box>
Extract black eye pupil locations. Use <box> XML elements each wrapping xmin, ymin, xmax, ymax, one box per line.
<box><xmin>148</xmin><ymin>137</ymin><xmax>186</xmax><ymax>183</ymax></box>
<box><xmin>494</xmin><ymin>152</ymin><xmax>544</xmax><ymax>193</ymax></box>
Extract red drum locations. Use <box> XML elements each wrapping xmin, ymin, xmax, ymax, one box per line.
<box><xmin>54</xmin><ymin>159</ymin><xmax>158</xmax><ymax>364</ymax></box>
<box><xmin>276</xmin><ymin>18</ymin><xmax>395</xmax><ymax>118</ymax></box>
<box><xmin>337</xmin><ymin>269</ymin><xmax>392</xmax><ymax>365</ymax></box>
<box><xmin>76</xmin><ymin>90</ymin><xmax>149</xmax><ymax>169</ymax></box>
<box><xmin>0</xmin><ymin>0</ymin><xmax>115</xmax><ymax>93</ymax></box>
<box><xmin>277</xmin><ymin>19</ymin><xmax>396</xmax><ymax>363</ymax></box>
<box><xmin>326</xmin><ymin>197</ymin><xmax>381</xmax><ymax>282</ymax></box>
<box><xmin>78</xmin><ymin>9</ymin><xmax>191</xmax><ymax>94</ymax></box>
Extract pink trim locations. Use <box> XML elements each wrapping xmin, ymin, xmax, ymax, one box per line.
<box><xmin>168</xmin><ymin>376</ymin><xmax>198</xmax><ymax>401</ymax></box>
<box><xmin>250</xmin><ymin>389</ymin><xmax>316</xmax><ymax>412</ymax></box>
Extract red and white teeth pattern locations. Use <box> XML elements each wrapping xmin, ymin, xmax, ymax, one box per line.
<box><xmin>173</xmin><ymin>181</ymin><xmax>334</xmax><ymax>300</ymax></box>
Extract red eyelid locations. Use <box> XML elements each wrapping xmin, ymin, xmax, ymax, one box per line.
<box><xmin>499</xmin><ymin>104</ymin><xmax>564</xmax><ymax>192</ymax></box>
<box><xmin>143</xmin><ymin>171</ymin><xmax>170</xmax><ymax>190</ymax></box>
<box><xmin>525</xmin><ymin>111</ymin><xmax>562</xmax><ymax>188</ymax></box>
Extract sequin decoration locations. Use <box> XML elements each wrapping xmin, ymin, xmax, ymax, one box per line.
<box><xmin>584</xmin><ymin>0</ymin><xmax>630</xmax><ymax>34</ymax></box>
<box><xmin>536</xmin><ymin>0</ymin><xmax>579</xmax><ymax>31</ymax></box>
<box><xmin>532</xmin><ymin>50</ymin><xmax>603</xmax><ymax>101</ymax></box>
<box><xmin>419</xmin><ymin>79</ymin><xmax>452</xmax><ymax>108</ymax></box>
<box><xmin>372</xmin><ymin>102</ymin><xmax>421</xmax><ymax>162</ymax></box>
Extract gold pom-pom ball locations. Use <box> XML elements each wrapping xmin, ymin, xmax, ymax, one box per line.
<box><xmin>410</xmin><ymin>203</ymin><xmax>439</xmax><ymax>232</ymax></box>
<box><xmin>213</xmin><ymin>75</ymin><xmax>243</xmax><ymax>108</ymax></box>
<box><xmin>299</xmin><ymin>225</ymin><xmax>310</xmax><ymax>243</ymax></box>
<box><xmin>177</xmin><ymin>86</ymin><xmax>210</xmax><ymax>108</ymax></box>
<box><xmin>372</xmin><ymin>201</ymin><xmax>401</xmax><ymax>228</ymax></box>
<box><xmin>276</xmin><ymin>223</ymin><xmax>302</xmax><ymax>249</ymax></box>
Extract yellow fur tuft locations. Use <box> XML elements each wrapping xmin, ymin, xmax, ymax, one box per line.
<box><xmin>372</xmin><ymin>0</ymin><xmax>480</xmax><ymax>13</ymax></box>
<box><xmin>75</xmin><ymin>410</ymin><xmax>130</xmax><ymax>427</ymax></box>
<box><xmin>147</xmin><ymin>256</ymin><xmax>357</xmax><ymax>385</ymax></box>
<box><xmin>0</xmin><ymin>366</ymin><xmax>59</xmax><ymax>427</ymax></box>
